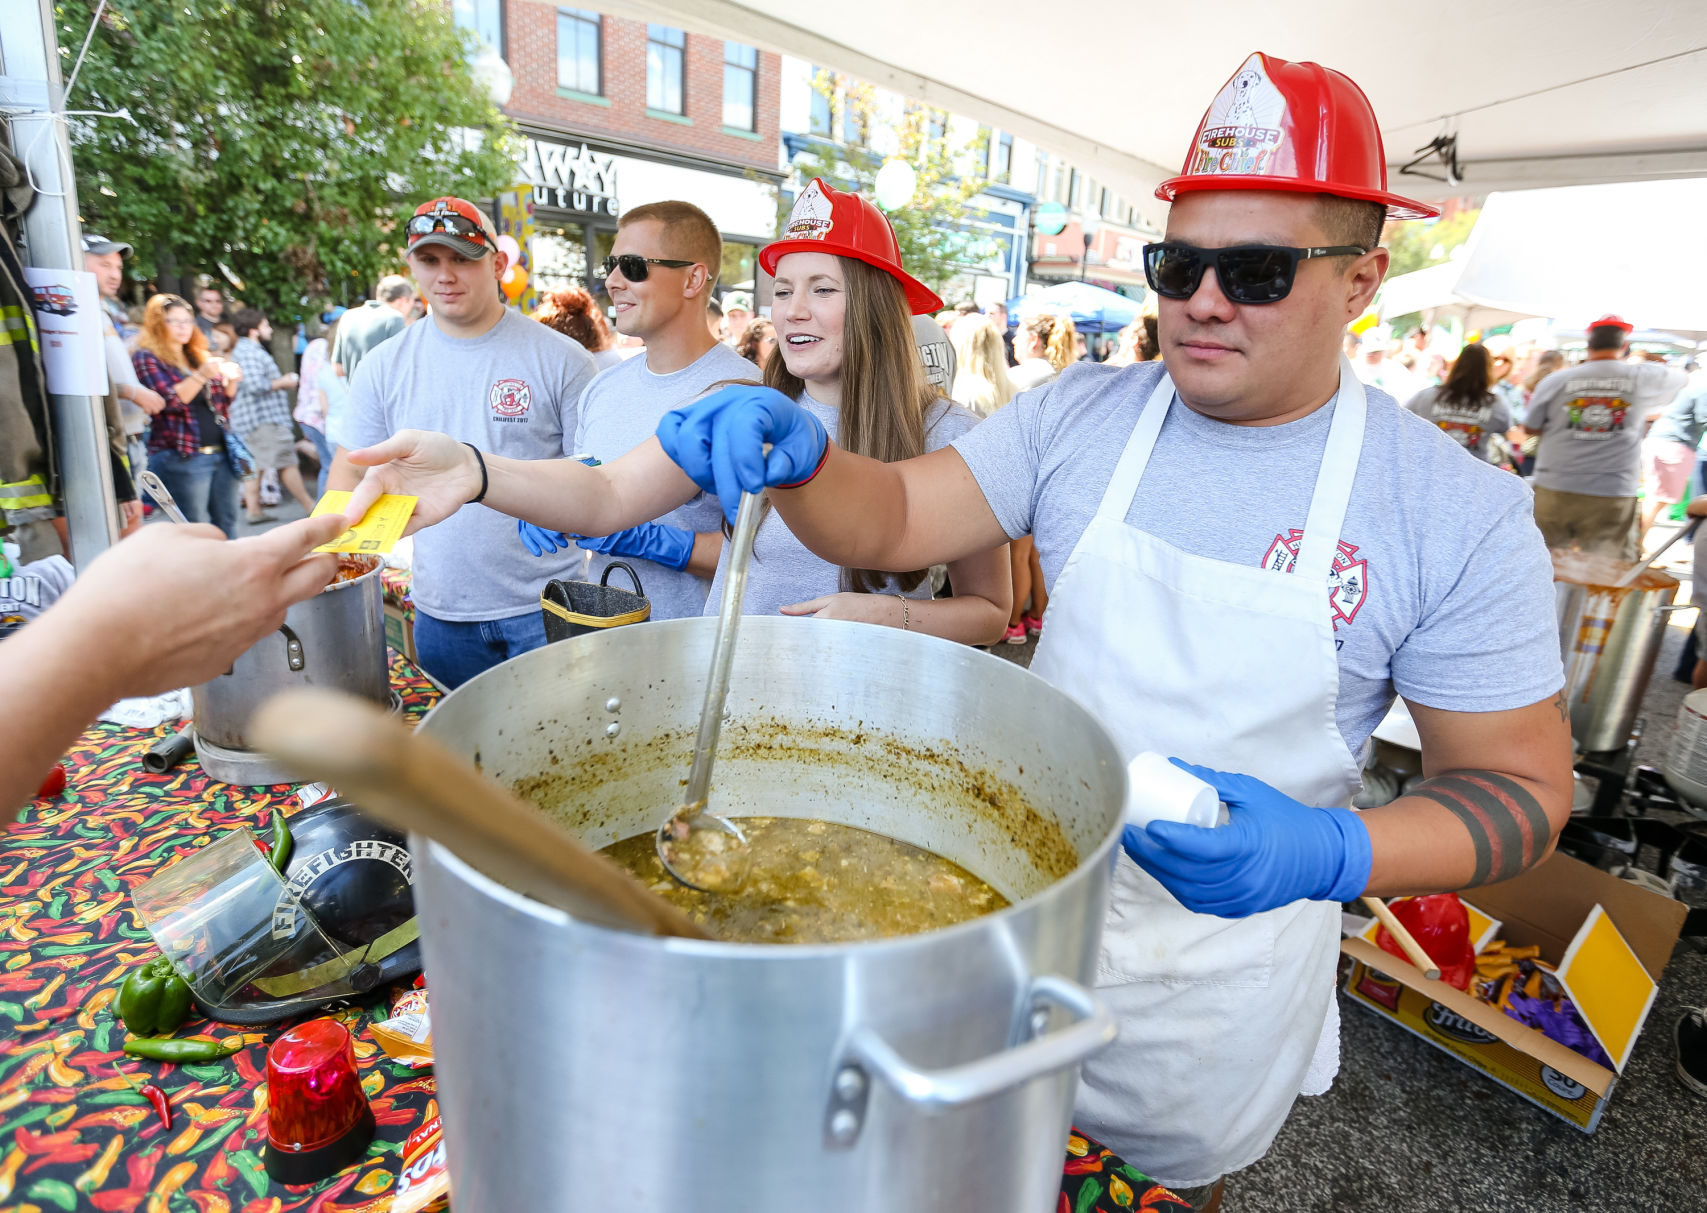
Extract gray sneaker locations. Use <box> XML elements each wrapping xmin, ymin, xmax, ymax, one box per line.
<box><xmin>1677</xmin><ymin>1007</ymin><xmax>1707</xmax><ymax>1099</ymax></box>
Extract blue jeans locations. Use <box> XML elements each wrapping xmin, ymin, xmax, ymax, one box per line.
<box><xmin>301</xmin><ymin>423</ymin><xmax>333</xmax><ymax>497</ymax></box>
<box><xmin>148</xmin><ymin>447</ymin><xmax>239</xmax><ymax>538</ymax></box>
<box><xmin>413</xmin><ymin>608</ymin><xmax>548</xmax><ymax>690</ymax></box>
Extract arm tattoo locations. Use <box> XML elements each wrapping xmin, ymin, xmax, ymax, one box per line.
<box><xmin>1407</xmin><ymin>771</ymin><xmax>1552</xmax><ymax>885</ymax></box>
<box><xmin>1552</xmin><ymin>691</ymin><xmax>1569</xmax><ymax>724</ymax></box>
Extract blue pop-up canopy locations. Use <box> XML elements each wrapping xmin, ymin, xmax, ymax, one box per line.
<box><xmin>1007</xmin><ymin>281</ymin><xmax>1143</xmax><ymax>334</ymax></box>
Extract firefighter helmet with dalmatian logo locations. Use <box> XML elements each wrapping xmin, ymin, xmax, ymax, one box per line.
<box><xmin>1157</xmin><ymin>52</ymin><xmax>1438</xmax><ymax>220</ymax></box>
<box><xmin>760</xmin><ymin>178</ymin><xmax>943</xmax><ymax>315</ymax></box>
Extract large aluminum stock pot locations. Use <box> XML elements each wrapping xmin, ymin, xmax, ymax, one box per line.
<box><xmin>1553</xmin><ymin>549</ymin><xmax>1680</xmax><ymax>754</ymax></box>
<box><xmin>414</xmin><ymin>617</ymin><xmax>1127</xmax><ymax>1212</ymax></box>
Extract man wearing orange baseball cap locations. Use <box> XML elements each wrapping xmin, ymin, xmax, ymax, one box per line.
<box><xmin>1523</xmin><ymin>314</ymin><xmax>1687</xmax><ymax>555</ymax></box>
<box><xmin>327</xmin><ymin>195</ymin><xmax>598</xmax><ymax>687</ymax></box>
<box><xmin>651</xmin><ymin>53</ymin><xmax>1573</xmax><ymax>1205</ymax></box>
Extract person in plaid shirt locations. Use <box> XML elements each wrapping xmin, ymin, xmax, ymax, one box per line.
<box><xmin>229</xmin><ymin>308</ymin><xmax>312</xmax><ymax>522</ymax></box>
<box><xmin>131</xmin><ymin>294</ymin><xmax>245</xmax><ymax>536</ymax></box>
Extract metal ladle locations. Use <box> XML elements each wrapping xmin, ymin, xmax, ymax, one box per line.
<box><xmin>655</xmin><ymin>489</ymin><xmax>763</xmax><ymax>893</ymax></box>
<box><xmin>138</xmin><ymin>470</ymin><xmax>190</xmax><ymax>524</ymax></box>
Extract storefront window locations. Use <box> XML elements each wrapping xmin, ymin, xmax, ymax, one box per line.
<box><xmin>646</xmin><ymin>25</ymin><xmax>685</xmax><ymax>114</ymax></box>
<box><xmin>723</xmin><ymin>42</ymin><xmax>757</xmax><ymax>131</ymax></box>
<box><xmin>452</xmin><ymin>0</ymin><xmax>502</xmax><ymax>54</ymax></box>
<box><xmin>556</xmin><ymin>8</ymin><xmax>600</xmax><ymax>96</ymax></box>
<box><xmin>530</xmin><ymin>226</ymin><xmax>589</xmax><ymax>294</ymax></box>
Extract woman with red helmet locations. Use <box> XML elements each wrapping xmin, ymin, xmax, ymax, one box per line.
<box><xmin>712</xmin><ymin>179</ymin><xmax>1009</xmax><ymax>642</ymax></box>
<box><xmin>336</xmin><ymin>181</ymin><xmax>1009</xmax><ymax>646</ymax></box>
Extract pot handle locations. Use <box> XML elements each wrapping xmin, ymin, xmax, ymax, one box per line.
<box><xmin>825</xmin><ymin>975</ymin><xmax>1115</xmax><ymax>1142</ymax></box>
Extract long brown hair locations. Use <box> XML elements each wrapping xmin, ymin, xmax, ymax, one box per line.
<box><xmin>136</xmin><ymin>294</ymin><xmax>209</xmax><ymax>372</ymax></box>
<box><xmin>1439</xmin><ymin>342</ymin><xmax>1493</xmax><ymax>409</ymax></box>
<box><xmin>764</xmin><ymin>256</ymin><xmax>937</xmax><ymax>592</ymax></box>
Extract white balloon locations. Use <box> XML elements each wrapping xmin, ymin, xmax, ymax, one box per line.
<box><xmin>874</xmin><ymin>159</ymin><xmax>918</xmax><ymax>211</ymax></box>
<box><xmin>497</xmin><ymin>234</ymin><xmax>522</xmax><ymax>262</ymax></box>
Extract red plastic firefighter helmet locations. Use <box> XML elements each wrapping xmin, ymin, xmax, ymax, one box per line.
<box><xmin>1588</xmin><ymin>314</ymin><xmax>1634</xmax><ymax>334</ymax></box>
<box><xmin>760</xmin><ymin>178</ymin><xmax>944</xmax><ymax>315</ymax></box>
<box><xmin>1156</xmin><ymin>52</ymin><xmax>1438</xmax><ymax>222</ymax></box>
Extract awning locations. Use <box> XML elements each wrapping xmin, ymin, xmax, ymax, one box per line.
<box><xmin>598</xmin><ymin>1</ymin><xmax>1707</xmax><ymax>229</ymax></box>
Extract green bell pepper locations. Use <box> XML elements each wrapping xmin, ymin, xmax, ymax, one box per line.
<box><xmin>116</xmin><ymin>958</ymin><xmax>194</xmax><ymax>1037</ymax></box>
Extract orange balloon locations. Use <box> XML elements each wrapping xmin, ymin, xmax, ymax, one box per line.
<box><xmin>502</xmin><ymin>265</ymin><xmax>529</xmax><ymax>299</ymax></box>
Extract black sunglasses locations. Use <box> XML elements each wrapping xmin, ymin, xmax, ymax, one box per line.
<box><xmin>405</xmin><ymin>210</ymin><xmax>496</xmax><ymax>251</ymax></box>
<box><xmin>1142</xmin><ymin>242</ymin><xmax>1369</xmax><ymax>305</ymax></box>
<box><xmin>600</xmin><ymin>254</ymin><xmax>696</xmax><ymax>283</ymax></box>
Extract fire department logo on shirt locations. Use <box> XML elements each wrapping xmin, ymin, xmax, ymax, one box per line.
<box><xmin>1564</xmin><ymin>395</ymin><xmax>1629</xmax><ymax>439</ymax></box>
<box><xmin>489</xmin><ymin>378</ymin><xmax>532</xmax><ymax>422</ymax></box>
<box><xmin>1438</xmin><ymin>420</ymin><xmax>1486</xmax><ymax>452</ymax></box>
<box><xmin>1261</xmin><ymin>530</ymin><xmax>1369</xmax><ymax>629</ymax></box>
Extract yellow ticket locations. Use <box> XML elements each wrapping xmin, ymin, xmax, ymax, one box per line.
<box><xmin>310</xmin><ymin>491</ymin><xmax>417</xmax><ymax>554</ymax></box>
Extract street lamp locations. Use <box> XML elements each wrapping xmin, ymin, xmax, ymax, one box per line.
<box><xmin>471</xmin><ymin>42</ymin><xmax>514</xmax><ymax>108</ymax></box>
<box><xmin>1079</xmin><ymin>214</ymin><xmax>1100</xmax><ymax>283</ymax></box>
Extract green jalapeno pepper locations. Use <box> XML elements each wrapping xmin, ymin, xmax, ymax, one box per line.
<box><xmin>269</xmin><ymin>807</ymin><xmax>293</xmax><ymax>875</ymax></box>
<box><xmin>116</xmin><ymin>957</ymin><xmax>194</xmax><ymax>1037</ymax></box>
<box><xmin>122</xmin><ymin>1036</ymin><xmax>242</xmax><ymax>1062</ymax></box>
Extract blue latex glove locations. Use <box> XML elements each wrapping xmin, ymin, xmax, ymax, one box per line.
<box><xmin>574</xmin><ymin>522</ymin><xmax>694</xmax><ymax>571</ymax></box>
<box><xmin>1121</xmin><ymin>758</ymin><xmax>1372</xmax><ymax>918</ymax></box>
<box><xmin>517</xmin><ymin>519</ymin><xmax>570</xmax><ymax>557</ymax></box>
<box><xmin>655</xmin><ymin>384</ymin><xmax>829</xmax><ymax>522</ymax></box>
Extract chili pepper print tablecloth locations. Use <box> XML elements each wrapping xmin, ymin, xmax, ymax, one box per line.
<box><xmin>0</xmin><ymin>649</ymin><xmax>1187</xmax><ymax>1212</ymax></box>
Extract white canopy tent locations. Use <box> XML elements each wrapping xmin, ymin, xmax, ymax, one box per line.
<box><xmin>1376</xmin><ymin>261</ymin><xmax>1536</xmax><ymax>333</ymax></box>
<box><xmin>1447</xmin><ymin>178</ymin><xmax>1707</xmax><ymax>334</ymax></box>
<box><xmin>600</xmin><ymin>0</ymin><xmax>1707</xmax><ymax>228</ymax></box>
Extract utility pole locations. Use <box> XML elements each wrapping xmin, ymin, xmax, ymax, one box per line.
<box><xmin>0</xmin><ymin>0</ymin><xmax>118</xmax><ymax>565</ymax></box>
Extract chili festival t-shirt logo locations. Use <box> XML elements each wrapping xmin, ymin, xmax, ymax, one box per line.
<box><xmin>490</xmin><ymin>378</ymin><xmax>532</xmax><ymax>422</ymax></box>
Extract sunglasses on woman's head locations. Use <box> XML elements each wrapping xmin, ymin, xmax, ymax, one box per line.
<box><xmin>600</xmin><ymin>254</ymin><xmax>695</xmax><ymax>283</ymax></box>
<box><xmin>1142</xmin><ymin>242</ymin><xmax>1369</xmax><ymax>305</ymax></box>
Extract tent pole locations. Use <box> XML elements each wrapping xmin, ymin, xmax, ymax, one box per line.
<box><xmin>0</xmin><ymin>0</ymin><xmax>119</xmax><ymax>567</ymax></box>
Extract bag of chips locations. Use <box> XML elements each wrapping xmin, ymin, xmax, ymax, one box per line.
<box><xmin>370</xmin><ymin>987</ymin><xmax>433</xmax><ymax>1069</ymax></box>
<box><xmin>393</xmin><ymin>1112</ymin><xmax>450</xmax><ymax>1213</ymax></box>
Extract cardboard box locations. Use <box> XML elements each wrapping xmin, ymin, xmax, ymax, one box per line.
<box><xmin>379</xmin><ymin>567</ymin><xmax>416</xmax><ymax>663</ymax></box>
<box><xmin>1340</xmin><ymin>850</ymin><xmax>1688</xmax><ymax>1132</ymax></box>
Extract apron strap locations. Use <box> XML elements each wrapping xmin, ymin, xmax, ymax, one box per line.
<box><xmin>1293</xmin><ymin>358</ymin><xmax>1368</xmax><ymax>586</ymax></box>
<box><xmin>1096</xmin><ymin>371</ymin><xmax>1176</xmax><ymax>522</ymax></box>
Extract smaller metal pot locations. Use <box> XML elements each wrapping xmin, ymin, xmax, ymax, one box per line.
<box><xmin>193</xmin><ymin>556</ymin><xmax>388</xmax><ymax>784</ymax></box>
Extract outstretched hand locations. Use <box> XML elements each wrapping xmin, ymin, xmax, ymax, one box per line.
<box><xmin>342</xmin><ymin>430</ymin><xmax>482</xmax><ymax>535</ymax></box>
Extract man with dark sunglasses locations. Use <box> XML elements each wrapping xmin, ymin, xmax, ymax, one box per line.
<box><xmin>515</xmin><ymin>200</ymin><xmax>748</xmax><ymax>621</ymax></box>
<box><xmin>328</xmin><ymin>194</ymin><xmax>597</xmax><ymax>687</ymax></box>
<box><xmin>651</xmin><ymin>53</ymin><xmax>1570</xmax><ymax>1210</ymax></box>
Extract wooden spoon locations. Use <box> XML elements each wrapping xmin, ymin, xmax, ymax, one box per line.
<box><xmin>250</xmin><ymin>687</ymin><xmax>709</xmax><ymax>940</ymax></box>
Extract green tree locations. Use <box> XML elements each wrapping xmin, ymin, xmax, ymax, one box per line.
<box><xmin>786</xmin><ymin>72</ymin><xmax>993</xmax><ymax>296</ymax></box>
<box><xmin>56</xmin><ymin>0</ymin><xmax>519</xmax><ymax>318</ymax></box>
<box><xmin>1382</xmin><ymin>208</ymin><xmax>1481</xmax><ymax>278</ymax></box>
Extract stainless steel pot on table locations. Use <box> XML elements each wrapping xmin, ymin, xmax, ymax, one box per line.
<box><xmin>413</xmin><ymin>617</ymin><xmax>1127</xmax><ymax>1212</ymax></box>
<box><xmin>193</xmin><ymin>555</ymin><xmax>389</xmax><ymax>783</ymax></box>
<box><xmin>1553</xmin><ymin>549</ymin><xmax>1681</xmax><ymax>754</ymax></box>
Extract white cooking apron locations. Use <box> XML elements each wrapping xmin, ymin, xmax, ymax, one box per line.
<box><xmin>1030</xmin><ymin>360</ymin><xmax>1367</xmax><ymax>1189</ymax></box>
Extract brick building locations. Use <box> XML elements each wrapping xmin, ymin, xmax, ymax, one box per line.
<box><xmin>459</xmin><ymin>1</ymin><xmax>783</xmax><ymax>298</ymax></box>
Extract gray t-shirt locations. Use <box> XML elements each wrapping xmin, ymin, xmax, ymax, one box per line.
<box><xmin>344</xmin><ymin>309</ymin><xmax>597</xmax><ymax>621</ymax></box>
<box><xmin>332</xmin><ymin>300</ymin><xmax>407</xmax><ymax>382</ymax></box>
<box><xmin>705</xmin><ymin>395</ymin><xmax>980</xmax><ymax>618</ymax></box>
<box><xmin>103</xmin><ymin>325</ymin><xmax>146</xmax><ymax>435</ymax></box>
<box><xmin>1403</xmin><ymin>386</ymin><xmax>1512</xmax><ymax>463</ymax></box>
<box><xmin>1524</xmin><ymin>359</ymin><xmax>1689</xmax><ymax>496</ymax></box>
<box><xmin>1649</xmin><ymin>376</ymin><xmax>1707</xmax><ymax>449</ymax></box>
<box><xmin>573</xmin><ymin>342</ymin><xmax>754</xmax><ymax>621</ymax></box>
<box><xmin>953</xmin><ymin>361</ymin><xmax>1562</xmax><ymax>765</ymax></box>
<box><xmin>912</xmin><ymin>316</ymin><xmax>956</xmax><ymax>396</ymax></box>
